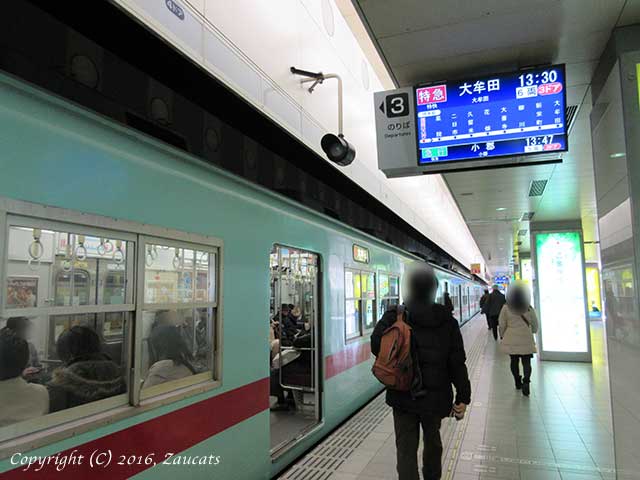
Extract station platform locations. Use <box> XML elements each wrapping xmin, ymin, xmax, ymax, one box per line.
<box><xmin>280</xmin><ymin>315</ymin><xmax>615</xmax><ymax>480</ymax></box>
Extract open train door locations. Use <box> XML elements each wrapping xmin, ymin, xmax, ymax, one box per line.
<box><xmin>268</xmin><ymin>245</ymin><xmax>321</xmax><ymax>458</ymax></box>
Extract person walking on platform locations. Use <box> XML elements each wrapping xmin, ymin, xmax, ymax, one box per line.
<box><xmin>479</xmin><ymin>289</ymin><xmax>490</xmax><ymax>329</ymax></box>
<box><xmin>371</xmin><ymin>263</ymin><xmax>471</xmax><ymax>480</ymax></box>
<box><xmin>443</xmin><ymin>292</ymin><xmax>454</xmax><ymax>315</ymax></box>
<box><xmin>499</xmin><ymin>282</ymin><xmax>538</xmax><ymax>396</ymax></box>
<box><xmin>485</xmin><ymin>285</ymin><xmax>506</xmax><ymax>340</ymax></box>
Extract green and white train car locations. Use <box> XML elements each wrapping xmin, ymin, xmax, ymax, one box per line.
<box><xmin>0</xmin><ymin>72</ymin><xmax>484</xmax><ymax>479</ymax></box>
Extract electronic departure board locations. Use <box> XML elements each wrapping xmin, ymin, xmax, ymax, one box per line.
<box><xmin>414</xmin><ymin>65</ymin><xmax>567</xmax><ymax>166</ymax></box>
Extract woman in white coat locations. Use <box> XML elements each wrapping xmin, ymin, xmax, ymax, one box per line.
<box><xmin>142</xmin><ymin>325</ymin><xmax>196</xmax><ymax>389</ymax></box>
<box><xmin>499</xmin><ymin>282</ymin><xmax>538</xmax><ymax>397</ymax></box>
<box><xmin>0</xmin><ymin>329</ymin><xmax>48</xmax><ymax>426</ymax></box>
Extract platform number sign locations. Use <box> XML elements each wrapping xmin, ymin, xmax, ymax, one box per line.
<box><xmin>374</xmin><ymin>87</ymin><xmax>417</xmax><ymax>176</ymax></box>
<box><xmin>380</xmin><ymin>92</ymin><xmax>409</xmax><ymax>118</ymax></box>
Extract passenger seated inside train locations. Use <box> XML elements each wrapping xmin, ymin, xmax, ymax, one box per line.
<box><xmin>151</xmin><ymin>309</ymin><xmax>181</xmax><ymax>330</ymax></box>
<box><xmin>270</xmin><ymin>322</ymin><xmax>312</xmax><ymax>412</ymax></box>
<box><xmin>193</xmin><ymin>310</ymin><xmax>210</xmax><ymax>370</ymax></box>
<box><xmin>272</xmin><ymin>304</ymin><xmax>300</xmax><ymax>346</ymax></box>
<box><xmin>269</xmin><ymin>319</ymin><xmax>279</xmax><ymax>362</ymax></box>
<box><xmin>290</xmin><ymin>306</ymin><xmax>304</xmax><ymax>328</ymax></box>
<box><xmin>1</xmin><ymin>316</ymin><xmax>41</xmax><ymax>374</ymax></box>
<box><xmin>142</xmin><ymin>324</ymin><xmax>196</xmax><ymax>389</ymax></box>
<box><xmin>48</xmin><ymin>326</ymin><xmax>125</xmax><ymax>412</ymax></box>
<box><xmin>0</xmin><ymin>329</ymin><xmax>49</xmax><ymax>427</ymax></box>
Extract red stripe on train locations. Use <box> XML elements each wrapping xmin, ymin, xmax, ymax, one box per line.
<box><xmin>324</xmin><ymin>341</ymin><xmax>371</xmax><ymax>379</ymax></box>
<box><xmin>1</xmin><ymin>378</ymin><xmax>269</xmax><ymax>479</ymax></box>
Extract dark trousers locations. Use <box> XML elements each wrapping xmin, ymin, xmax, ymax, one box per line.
<box><xmin>393</xmin><ymin>408</ymin><xmax>442</xmax><ymax>480</ymax></box>
<box><xmin>510</xmin><ymin>354</ymin><xmax>533</xmax><ymax>383</ymax></box>
<box><xmin>489</xmin><ymin>315</ymin><xmax>499</xmax><ymax>340</ymax></box>
<box><xmin>485</xmin><ymin>313</ymin><xmax>491</xmax><ymax>329</ymax></box>
<box><xmin>270</xmin><ymin>368</ymin><xmax>286</xmax><ymax>403</ymax></box>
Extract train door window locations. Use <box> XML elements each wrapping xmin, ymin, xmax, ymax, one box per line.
<box><xmin>462</xmin><ymin>286</ymin><xmax>468</xmax><ymax>319</ymax></box>
<box><xmin>362</xmin><ymin>271</ymin><xmax>376</xmax><ymax>330</ymax></box>
<box><xmin>453</xmin><ymin>285</ymin><xmax>460</xmax><ymax>318</ymax></box>
<box><xmin>345</xmin><ymin>269</ymin><xmax>360</xmax><ymax>339</ymax></box>
<box><xmin>0</xmin><ymin>219</ymin><xmax>135</xmax><ymax>442</ymax></box>
<box><xmin>137</xmin><ymin>238</ymin><xmax>218</xmax><ymax>401</ymax></box>
<box><xmin>344</xmin><ymin>268</ymin><xmax>377</xmax><ymax>340</ymax></box>
<box><xmin>380</xmin><ymin>273</ymin><xmax>400</xmax><ymax>313</ymax></box>
<box><xmin>269</xmin><ymin>245</ymin><xmax>320</xmax><ymax>456</ymax></box>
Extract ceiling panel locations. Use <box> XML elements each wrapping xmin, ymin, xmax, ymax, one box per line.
<box><xmin>378</xmin><ymin>11</ymin><xmax>563</xmax><ymax>68</ymax></box>
<box><xmin>618</xmin><ymin>0</ymin><xmax>640</xmax><ymax>26</ymax></box>
<box><xmin>357</xmin><ymin>0</ymin><xmax>555</xmax><ymax>38</ymax></box>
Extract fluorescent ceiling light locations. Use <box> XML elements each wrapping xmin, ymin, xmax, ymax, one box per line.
<box><xmin>496</xmin><ymin>207</ymin><xmax>507</xmax><ymax>211</ymax></box>
<box><xmin>609</xmin><ymin>152</ymin><xmax>625</xmax><ymax>158</ymax></box>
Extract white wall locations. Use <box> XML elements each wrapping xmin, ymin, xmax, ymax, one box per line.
<box><xmin>113</xmin><ymin>0</ymin><xmax>485</xmax><ymax>269</ymax></box>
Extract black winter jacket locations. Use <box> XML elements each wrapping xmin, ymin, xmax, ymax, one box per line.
<box><xmin>479</xmin><ymin>293</ymin><xmax>489</xmax><ymax>313</ymax></box>
<box><xmin>275</xmin><ymin>313</ymin><xmax>299</xmax><ymax>345</ymax></box>
<box><xmin>371</xmin><ymin>303</ymin><xmax>471</xmax><ymax>418</ymax></box>
<box><xmin>48</xmin><ymin>353</ymin><xmax>126</xmax><ymax>412</ymax></box>
<box><xmin>485</xmin><ymin>290</ymin><xmax>506</xmax><ymax>317</ymax></box>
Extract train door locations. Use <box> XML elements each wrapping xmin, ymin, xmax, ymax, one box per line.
<box><xmin>269</xmin><ymin>245</ymin><xmax>321</xmax><ymax>457</ymax></box>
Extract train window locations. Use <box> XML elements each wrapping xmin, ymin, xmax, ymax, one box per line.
<box><xmin>0</xmin><ymin>220</ymin><xmax>135</xmax><ymax>442</ymax></box>
<box><xmin>138</xmin><ymin>238</ymin><xmax>218</xmax><ymax>401</ymax></box>
<box><xmin>380</xmin><ymin>274</ymin><xmax>400</xmax><ymax>313</ymax></box>
<box><xmin>345</xmin><ymin>268</ymin><xmax>377</xmax><ymax>340</ymax></box>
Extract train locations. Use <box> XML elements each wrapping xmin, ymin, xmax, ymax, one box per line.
<box><xmin>0</xmin><ymin>71</ymin><xmax>486</xmax><ymax>479</ymax></box>
<box><xmin>0</xmin><ymin>2</ymin><xmax>488</xmax><ymax>477</ymax></box>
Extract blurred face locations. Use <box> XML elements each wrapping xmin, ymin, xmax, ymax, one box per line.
<box><xmin>22</xmin><ymin>322</ymin><xmax>33</xmax><ymax>340</ymax></box>
<box><xmin>507</xmin><ymin>285</ymin><xmax>530</xmax><ymax>310</ymax></box>
<box><xmin>11</xmin><ymin>319</ymin><xmax>32</xmax><ymax>340</ymax></box>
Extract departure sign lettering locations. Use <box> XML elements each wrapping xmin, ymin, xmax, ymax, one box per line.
<box><xmin>415</xmin><ymin>65</ymin><xmax>567</xmax><ymax>165</ymax></box>
<box><xmin>353</xmin><ymin>245</ymin><xmax>370</xmax><ymax>264</ymax></box>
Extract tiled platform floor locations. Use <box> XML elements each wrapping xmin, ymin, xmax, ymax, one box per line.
<box><xmin>285</xmin><ymin>313</ymin><xmax>618</xmax><ymax>480</ymax></box>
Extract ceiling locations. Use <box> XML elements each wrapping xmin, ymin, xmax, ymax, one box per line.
<box><xmin>354</xmin><ymin>0</ymin><xmax>640</xmax><ymax>275</ymax></box>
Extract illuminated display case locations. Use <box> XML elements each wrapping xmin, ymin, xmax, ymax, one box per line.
<box><xmin>532</xmin><ymin>227</ymin><xmax>592</xmax><ymax>362</ymax></box>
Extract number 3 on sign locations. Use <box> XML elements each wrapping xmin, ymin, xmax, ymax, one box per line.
<box><xmin>390</xmin><ymin>97</ymin><xmax>404</xmax><ymax>114</ymax></box>
<box><xmin>384</xmin><ymin>93</ymin><xmax>409</xmax><ymax>118</ymax></box>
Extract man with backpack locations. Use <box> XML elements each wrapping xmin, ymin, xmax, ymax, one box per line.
<box><xmin>371</xmin><ymin>263</ymin><xmax>471</xmax><ymax>480</ymax></box>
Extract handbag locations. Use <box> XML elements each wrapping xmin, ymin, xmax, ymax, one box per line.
<box><xmin>520</xmin><ymin>312</ymin><xmax>537</xmax><ymax>353</ymax></box>
<box><xmin>271</xmin><ymin>349</ymin><xmax>301</xmax><ymax>369</ymax></box>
